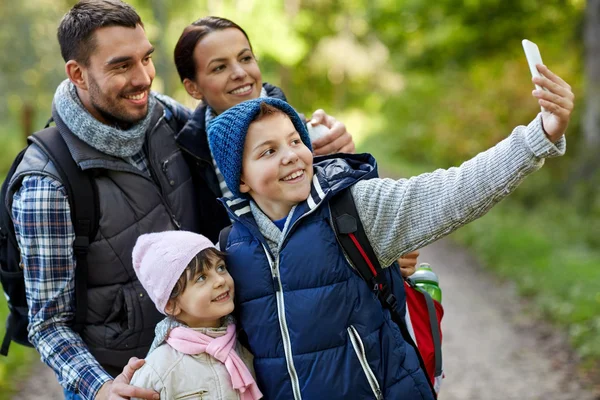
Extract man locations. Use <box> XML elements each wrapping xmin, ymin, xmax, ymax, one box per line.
<box><xmin>7</xmin><ymin>1</ymin><xmax>196</xmax><ymax>398</ymax></box>
<box><xmin>7</xmin><ymin>1</ymin><xmax>354</xmax><ymax>399</ymax></box>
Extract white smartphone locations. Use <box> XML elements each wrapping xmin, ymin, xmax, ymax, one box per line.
<box><xmin>522</xmin><ymin>39</ymin><xmax>547</xmax><ymax>111</ymax></box>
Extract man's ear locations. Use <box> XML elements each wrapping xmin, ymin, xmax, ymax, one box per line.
<box><xmin>65</xmin><ymin>60</ymin><xmax>88</xmax><ymax>91</ymax></box>
<box><xmin>183</xmin><ymin>78</ymin><xmax>203</xmax><ymax>101</ymax></box>
<box><xmin>165</xmin><ymin>299</ymin><xmax>181</xmax><ymax>317</ymax></box>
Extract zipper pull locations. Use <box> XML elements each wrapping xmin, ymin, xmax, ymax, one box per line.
<box><xmin>273</xmin><ymin>275</ymin><xmax>281</xmax><ymax>292</ymax></box>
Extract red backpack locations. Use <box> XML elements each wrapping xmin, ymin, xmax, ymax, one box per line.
<box><xmin>404</xmin><ymin>280</ymin><xmax>444</xmax><ymax>392</ymax></box>
<box><xmin>330</xmin><ymin>187</ymin><xmax>444</xmax><ymax>396</ymax></box>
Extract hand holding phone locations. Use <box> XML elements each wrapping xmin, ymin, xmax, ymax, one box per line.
<box><xmin>522</xmin><ymin>39</ymin><xmax>548</xmax><ymax>111</ymax></box>
<box><xmin>521</xmin><ymin>40</ymin><xmax>575</xmax><ymax>142</ymax></box>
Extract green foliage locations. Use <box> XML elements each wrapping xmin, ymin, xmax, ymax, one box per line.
<box><xmin>0</xmin><ymin>296</ymin><xmax>37</xmax><ymax>399</ymax></box>
<box><xmin>0</xmin><ymin>123</ymin><xmax>25</xmax><ymax>181</ymax></box>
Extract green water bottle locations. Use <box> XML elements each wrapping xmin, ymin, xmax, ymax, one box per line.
<box><xmin>408</xmin><ymin>262</ymin><xmax>442</xmax><ymax>303</ymax></box>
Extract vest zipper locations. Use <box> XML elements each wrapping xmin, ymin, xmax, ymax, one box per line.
<box><xmin>261</xmin><ymin>243</ymin><xmax>302</xmax><ymax>400</ymax></box>
<box><xmin>281</xmin><ymin>201</ymin><xmax>323</xmax><ymax>247</ymax></box>
<box><xmin>142</xmin><ymin>114</ymin><xmax>182</xmax><ymax>229</ymax></box>
<box><xmin>347</xmin><ymin>325</ymin><xmax>383</xmax><ymax>399</ymax></box>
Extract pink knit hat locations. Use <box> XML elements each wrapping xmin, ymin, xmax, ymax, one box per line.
<box><xmin>132</xmin><ymin>231</ymin><xmax>217</xmax><ymax>314</ymax></box>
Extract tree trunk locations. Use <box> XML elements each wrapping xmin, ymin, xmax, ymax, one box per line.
<box><xmin>21</xmin><ymin>103</ymin><xmax>34</xmax><ymax>144</ymax></box>
<box><xmin>583</xmin><ymin>0</ymin><xmax>600</xmax><ymax>151</ymax></box>
<box><xmin>568</xmin><ymin>0</ymin><xmax>600</xmax><ymax>192</ymax></box>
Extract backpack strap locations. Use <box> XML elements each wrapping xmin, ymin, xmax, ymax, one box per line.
<box><xmin>217</xmin><ymin>224</ymin><xmax>253</xmax><ymax>349</ymax></box>
<box><xmin>423</xmin><ymin>288</ymin><xmax>442</xmax><ymax>377</ymax></box>
<box><xmin>329</xmin><ymin>187</ymin><xmax>437</xmax><ymax>398</ymax></box>
<box><xmin>218</xmin><ymin>224</ymin><xmax>233</xmax><ymax>251</ymax></box>
<box><xmin>29</xmin><ymin>127</ymin><xmax>98</xmax><ymax>332</ymax></box>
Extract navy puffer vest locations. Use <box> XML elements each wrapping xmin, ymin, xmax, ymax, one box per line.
<box><xmin>221</xmin><ymin>154</ymin><xmax>433</xmax><ymax>400</ymax></box>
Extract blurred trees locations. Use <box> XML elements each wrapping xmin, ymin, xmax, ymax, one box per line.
<box><xmin>0</xmin><ymin>0</ymin><xmax>590</xmax><ymax>193</ymax></box>
<box><xmin>0</xmin><ymin>0</ymin><xmax>70</xmax><ymax>141</ymax></box>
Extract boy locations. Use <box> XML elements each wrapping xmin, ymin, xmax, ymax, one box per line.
<box><xmin>206</xmin><ymin>68</ymin><xmax>572</xmax><ymax>399</ymax></box>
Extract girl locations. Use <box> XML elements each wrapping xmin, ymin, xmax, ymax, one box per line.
<box><xmin>130</xmin><ymin>231</ymin><xmax>262</xmax><ymax>400</ymax></box>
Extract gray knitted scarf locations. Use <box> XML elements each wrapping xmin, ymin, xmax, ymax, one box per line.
<box><xmin>53</xmin><ymin>79</ymin><xmax>156</xmax><ymax>157</ymax></box>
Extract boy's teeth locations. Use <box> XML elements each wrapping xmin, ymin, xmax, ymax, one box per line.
<box><xmin>283</xmin><ymin>170</ymin><xmax>304</xmax><ymax>181</ymax></box>
<box><xmin>230</xmin><ymin>85</ymin><xmax>251</xmax><ymax>95</ymax></box>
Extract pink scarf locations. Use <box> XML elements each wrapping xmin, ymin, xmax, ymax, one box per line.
<box><xmin>166</xmin><ymin>325</ymin><xmax>262</xmax><ymax>400</ymax></box>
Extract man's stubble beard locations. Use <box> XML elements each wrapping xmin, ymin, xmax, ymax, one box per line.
<box><xmin>88</xmin><ymin>76</ymin><xmax>149</xmax><ymax>129</ymax></box>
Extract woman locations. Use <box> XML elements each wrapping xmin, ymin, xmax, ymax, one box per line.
<box><xmin>172</xmin><ymin>16</ymin><xmax>356</xmax><ymax>242</ymax></box>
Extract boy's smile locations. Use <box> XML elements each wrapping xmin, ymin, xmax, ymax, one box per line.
<box><xmin>240</xmin><ymin>113</ymin><xmax>314</xmax><ymax>221</ymax></box>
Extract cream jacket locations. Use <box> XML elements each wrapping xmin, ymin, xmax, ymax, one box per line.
<box><xmin>131</xmin><ymin>333</ymin><xmax>256</xmax><ymax>400</ymax></box>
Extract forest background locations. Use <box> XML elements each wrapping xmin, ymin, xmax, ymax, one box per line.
<box><xmin>0</xmin><ymin>0</ymin><xmax>598</xmax><ymax>396</ymax></box>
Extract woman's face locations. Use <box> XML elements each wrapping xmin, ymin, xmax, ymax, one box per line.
<box><xmin>185</xmin><ymin>28</ymin><xmax>262</xmax><ymax>115</ymax></box>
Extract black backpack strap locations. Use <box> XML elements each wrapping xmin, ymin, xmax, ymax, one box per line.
<box><xmin>218</xmin><ymin>225</ymin><xmax>233</xmax><ymax>251</ymax></box>
<box><xmin>217</xmin><ymin>224</ymin><xmax>252</xmax><ymax>349</ymax></box>
<box><xmin>29</xmin><ymin>127</ymin><xmax>98</xmax><ymax>332</ymax></box>
<box><xmin>330</xmin><ymin>188</ymin><xmax>437</xmax><ymax>397</ymax></box>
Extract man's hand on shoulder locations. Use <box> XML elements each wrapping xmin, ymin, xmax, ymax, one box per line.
<box><xmin>309</xmin><ymin>109</ymin><xmax>355</xmax><ymax>155</ymax></box>
<box><xmin>96</xmin><ymin>357</ymin><xmax>159</xmax><ymax>400</ymax></box>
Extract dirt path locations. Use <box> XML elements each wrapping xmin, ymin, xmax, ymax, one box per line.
<box><xmin>11</xmin><ymin>238</ymin><xmax>599</xmax><ymax>399</ymax></box>
<box><xmin>423</xmin><ymin>238</ymin><xmax>598</xmax><ymax>400</ymax></box>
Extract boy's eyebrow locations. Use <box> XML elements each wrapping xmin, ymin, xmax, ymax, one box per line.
<box><xmin>252</xmin><ymin>130</ymin><xmax>297</xmax><ymax>152</ymax></box>
<box><xmin>208</xmin><ymin>48</ymin><xmax>251</xmax><ymax>67</ymax></box>
<box><xmin>106</xmin><ymin>47</ymin><xmax>155</xmax><ymax>66</ymax></box>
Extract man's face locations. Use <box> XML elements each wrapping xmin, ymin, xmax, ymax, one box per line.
<box><xmin>240</xmin><ymin>113</ymin><xmax>314</xmax><ymax>221</ymax></box>
<box><xmin>78</xmin><ymin>24</ymin><xmax>155</xmax><ymax>127</ymax></box>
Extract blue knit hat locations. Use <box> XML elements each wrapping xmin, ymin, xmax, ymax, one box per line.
<box><xmin>207</xmin><ymin>98</ymin><xmax>312</xmax><ymax>198</ymax></box>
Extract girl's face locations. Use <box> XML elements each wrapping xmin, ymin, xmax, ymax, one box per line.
<box><xmin>169</xmin><ymin>257</ymin><xmax>235</xmax><ymax>328</ymax></box>
<box><xmin>184</xmin><ymin>28</ymin><xmax>262</xmax><ymax>115</ymax></box>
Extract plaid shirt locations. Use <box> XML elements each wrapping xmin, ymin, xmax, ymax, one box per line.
<box><xmin>11</xmin><ymin>151</ymin><xmax>150</xmax><ymax>400</ymax></box>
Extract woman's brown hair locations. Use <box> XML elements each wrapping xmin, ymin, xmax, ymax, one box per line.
<box><xmin>174</xmin><ymin>16</ymin><xmax>253</xmax><ymax>83</ymax></box>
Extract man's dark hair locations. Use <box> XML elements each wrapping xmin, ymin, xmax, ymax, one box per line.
<box><xmin>57</xmin><ymin>0</ymin><xmax>143</xmax><ymax>65</ymax></box>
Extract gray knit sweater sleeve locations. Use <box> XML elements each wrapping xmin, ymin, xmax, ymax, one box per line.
<box><xmin>350</xmin><ymin>115</ymin><xmax>566</xmax><ymax>267</ymax></box>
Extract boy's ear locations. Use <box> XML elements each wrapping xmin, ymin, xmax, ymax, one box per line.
<box><xmin>183</xmin><ymin>78</ymin><xmax>203</xmax><ymax>101</ymax></box>
<box><xmin>165</xmin><ymin>299</ymin><xmax>181</xmax><ymax>317</ymax></box>
<box><xmin>239</xmin><ymin>176</ymin><xmax>251</xmax><ymax>194</ymax></box>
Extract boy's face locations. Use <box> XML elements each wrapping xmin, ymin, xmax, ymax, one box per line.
<box><xmin>240</xmin><ymin>113</ymin><xmax>314</xmax><ymax>220</ymax></box>
<box><xmin>168</xmin><ymin>257</ymin><xmax>235</xmax><ymax>328</ymax></box>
